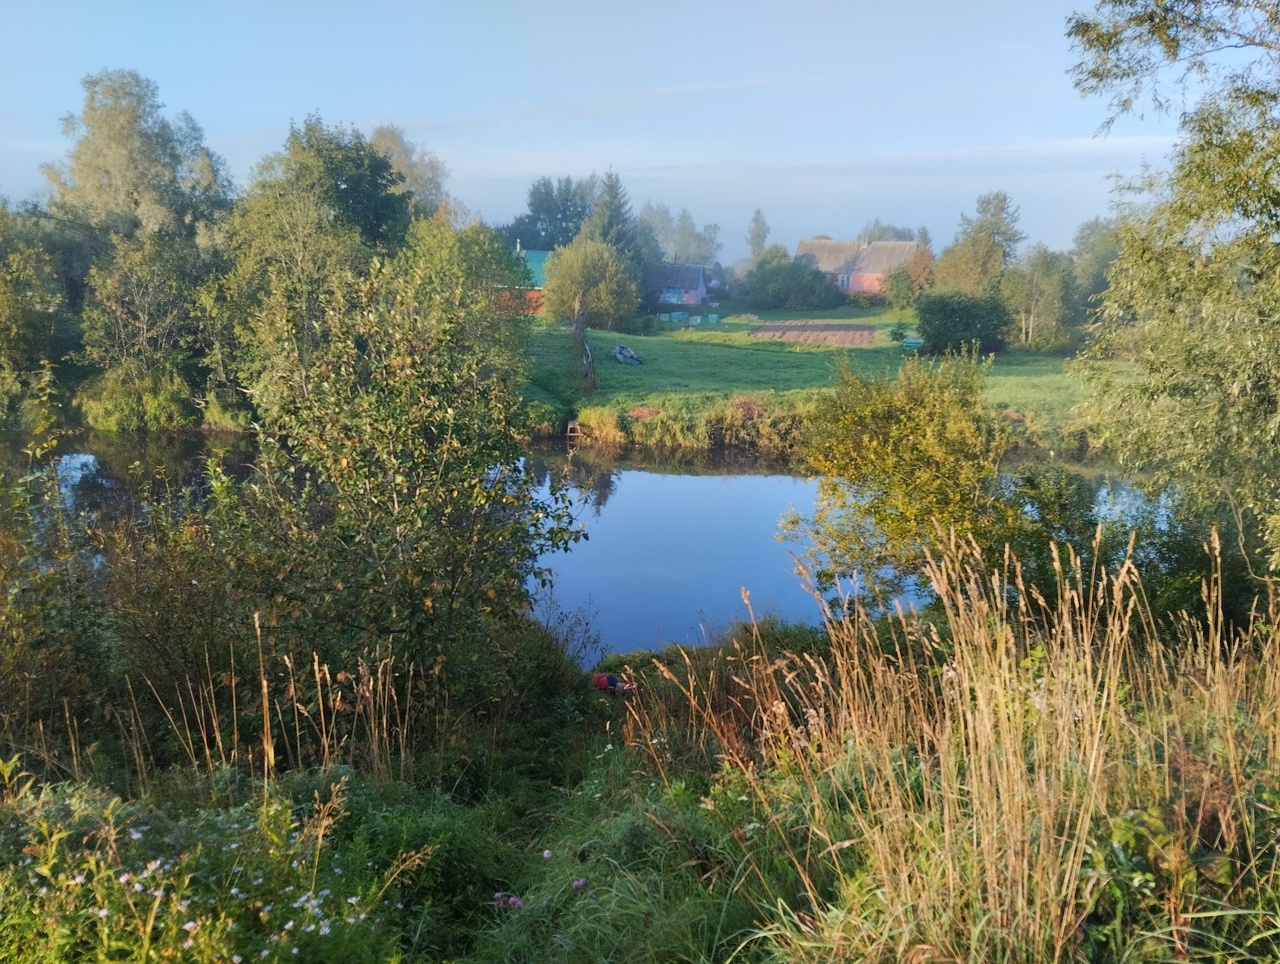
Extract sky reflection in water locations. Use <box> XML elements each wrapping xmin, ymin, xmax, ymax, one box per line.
<box><xmin>535</xmin><ymin>468</ymin><xmax>822</xmax><ymax>658</ymax></box>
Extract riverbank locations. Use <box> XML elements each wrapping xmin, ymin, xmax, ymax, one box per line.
<box><xmin>3</xmin><ymin>544</ymin><xmax>1274</xmax><ymax>962</ymax></box>
<box><xmin>524</xmin><ymin>304</ymin><xmax>1098</xmax><ymax>457</ymax></box>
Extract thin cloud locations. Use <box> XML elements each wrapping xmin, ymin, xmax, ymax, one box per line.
<box><xmin>406</xmin><ymin>74</ymin><xmax>843</xmax><ymax>133</ymax></box>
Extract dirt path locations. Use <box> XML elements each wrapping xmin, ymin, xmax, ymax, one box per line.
<box><xmin>749</xmin><ymin>320</ymin><xmax>876</xmax><ymax>347</ymax></box>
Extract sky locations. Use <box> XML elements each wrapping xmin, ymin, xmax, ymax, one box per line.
<box><xmin>0</xmin><ymin>0</ymin><xmax>1183</xmax><ymax>264</ymax></box>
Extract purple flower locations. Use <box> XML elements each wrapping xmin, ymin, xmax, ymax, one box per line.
<box><xmin>572</xmin><ymin>877</ymin><xmax>588</xmax><ymax>890</ymax></box>
<box><xmin>507</xmin><ymin>896</ymin><xmax>523</xmax><ymax>909</ymax></box>
<box><xmin>542</xmin><ymin>850</ymin><xmax>553</xmax><ymax>860</ymax></box>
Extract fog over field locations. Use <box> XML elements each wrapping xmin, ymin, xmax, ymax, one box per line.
<box><xmin>1</xmin><ymin>0</ymin><xmax>1179</xmax><ymax>259</ymax></box>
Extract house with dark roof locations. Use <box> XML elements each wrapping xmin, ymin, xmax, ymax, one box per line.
<box><xmin>642</xmin><ymin>263</ymin><xmax>708</xmax><ymax>305</ymax></box>
<box><xmin>795</xmin><ymin>238</ymin><xmax>925</xmax><ymax>294</ymax></box>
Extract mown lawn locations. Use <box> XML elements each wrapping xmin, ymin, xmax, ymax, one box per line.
<box><xmin>526</xmin><ymin>300</ymin><xmax>1101</xmax><ymax>434</ymax></box>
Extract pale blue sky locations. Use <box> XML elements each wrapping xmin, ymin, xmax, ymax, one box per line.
<box><xmin>1</xmin><ymin>0</ymin><xmax>1180</xmax><ymax>262</ymax></box>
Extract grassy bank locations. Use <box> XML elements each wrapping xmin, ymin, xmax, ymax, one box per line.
<box><xmin>5</xmin><ymin>541</ymin><xmax>1277</xmax><ymax>961</ymax></box>
<box><xmin>525</xmin><ymin>303</ymin><xmax>1096</xmax><ymax>456</ymax></box>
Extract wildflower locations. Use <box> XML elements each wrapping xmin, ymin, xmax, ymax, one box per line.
<box><xmin>96</xmin><ymin>907</ymin><xmax>109</xmax><ymax>918</ymax></box>
<box><xmin>346</xmin><ymin>896</ymin><xmax>359</xmax><ymax>905</ymax></box>
<box><xmin>572</xmin><ymin>878</ymin><xmax>587</xmax><ymax>890</ymax></box>
<box><xmin>542</xmin><ymin>850</ymin><xmax>553</xmax><ymax>859</ymax></box>
<box><xmin>183</xmin><ymin>921</ymin><xmax>197</xmax><ymax>932</ymax></box>
<box><xmin>129</xmin><ymin>829</ymin><xmax>143</xmax><ymax>841</ymax></box>
<box><xmin>507</xmin><ymin>896</ymin><xmax>523</xmax><ymax>909</ymax></box>
<box><xmin>117</xmin><ymin>873</ymin><xmax>129</xmax><ymax>884</ymax></box>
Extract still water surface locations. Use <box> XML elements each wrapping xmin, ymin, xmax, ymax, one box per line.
<box><xmin>8</xmin><ymin>434</ymin><xmax>823</xmax><ymax>659</ymax></box>
<box><xmin>534</xmin><ymin>465</ymin><xmax>821</xmax><ymax>657</ymax></box>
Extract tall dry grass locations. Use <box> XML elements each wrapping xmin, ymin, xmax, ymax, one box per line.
<box><xmin>626</xmin><ymin>533</ymin><xmax>1280</xmax><ymax>961</ymax></box>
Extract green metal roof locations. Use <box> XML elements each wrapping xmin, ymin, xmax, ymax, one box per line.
<box><xmin>521</xmin><ymin>249</ymin><xmax>550</xmax><ymax>288</ymax></box>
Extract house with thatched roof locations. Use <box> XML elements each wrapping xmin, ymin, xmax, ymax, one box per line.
<box><xmin>795</xmin><ymin>238</ymin><xmax>925</xmax><ymax>294</ymax></box>
<box><xmin>642</xmin><ymin>263</ymin><xmax>708</xmax><ymax>305</ymax></box>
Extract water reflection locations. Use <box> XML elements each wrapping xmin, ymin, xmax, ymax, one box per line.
<box><xmin>529</xmin><ymin>444</ymin><xmax>822</xmax><ymax>659</ymax></box>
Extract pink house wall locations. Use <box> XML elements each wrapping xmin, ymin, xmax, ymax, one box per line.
<box><xmin>847</xmin><ymin>273</ymin><xmax>885</xmax><ymax>294</ymax></box>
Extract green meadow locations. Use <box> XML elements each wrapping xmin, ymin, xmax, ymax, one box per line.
<box><xmin>525</xmin><ymin>302</ymin><xmax>1095</xmax><ymax>452</ymax></box>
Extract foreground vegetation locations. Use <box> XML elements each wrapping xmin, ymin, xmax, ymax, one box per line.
<box><xmin>5</xmin><ymin>515</ymin><xmax>1279</xmax><ymax>961</ymax></box>
<box><xmin>11</xmin><ymin>3</ymin><xmax>1280</xmax><ymax>959</ymax></box>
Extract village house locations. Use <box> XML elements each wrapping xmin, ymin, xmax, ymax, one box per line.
<box><xmin>642</xmin><ymin>263</ymin><xmax>709</xmax><ymax>305</ymax></box>
<box><xmin>794</xmin><ymin>238</ymin><xmax>925</xmax><ymax>294</ymax></box>
<box><xmin>514</xmin><ymin>241</ymin><xmax>550</xmax><ymax>312</ymax></box>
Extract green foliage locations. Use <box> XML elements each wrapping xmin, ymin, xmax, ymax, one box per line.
<box><xmin>1071</xmin><ymin>215</ymin><xmax>1119</xmax><ymax>307</ymax></box>
<box><xmin>915</xmin><ymin>289</ymin><xmax>1008</xmax><ymax>354</ymax></box>
<box><xmin>1067</xmin><ymin>0</ymin><xmax>1280</xmax><ymax>565</ymax></box>
<box><xmin>576</xmin><ymin>170</ymin><xmax>654</xmax><ymax>277</ymax></box>
<box><xmin>501</xmin><ymin>174</ymin><xmax>600</xmax><ymax>250</ymax></box>
<box><xmin>999</xmin><ymin>243</ymin><xmax>1082</xmax><ymax>353</ymax></box>
<box><xmin>793</xmin><ymin>352</ymin><xmax>1018</xmax><ymax>592</ymax></box>
<box><xmin>0</xmin><ymin>775</ymin><xmax>427</xmax><ymax>962</ymax></box>
<box><xmin>77</xmin><ymin>359</ymin><xmax>197</xmax><ymax>431</ymax></box>
<box><xmin>745</xmin><ymin>245</ymin><xmax>846</xmax><ymax>310</ymax></box>
<box><xmin>746</xmin><ymin>208</ymin><xmax>769</xmax><ymax>260</ymax></box>
<box><xmin>932</xmin><ymin>190</ymin><xmax>1025</xmax><ymax>294</ymax></box>
<box><xmin>370</xmin><ymin>123</ymin><xmax>449</xmax><ymax>218</ymax></box>
<box><xmin>0</xmin><ymin>211</ymin><xmax>66</xmax><ymax>425</ymax></box>
<box><xmin>81</xmin><ymin>232</ymin><xmax>203</xmax><ymax>371</ymax></box>
<box><xmin>43</xmin><ymin>69</ymin><xmax>231</xmax><ymax>241</ymax></box>
<box><xmin>882</xmin><ymin>266</ymin><xmax>916</xmax><ymax>310</ymax></box>
<box><xmin>207</xmin><ymin>116</ymin><xmax>413</xmax><ymax>422</ymax></box>
<box><xmin>856</xmin><ymin>216</ymin><xmax>916</xmax><ymax>242</ymax></box>
<box><xmin>0</xmin><ymin>463</ymin><xmax>107</xmax><ymax>760</ymax></box>
<box><xmin>543</xmin><ymin>236</ymin><xmax>639</xmax><ymax>330</ymax></box>
<box><xmin>666</xmin><ymin>207</ymin><xmax>722</xmax><ymax>265</ymax></box>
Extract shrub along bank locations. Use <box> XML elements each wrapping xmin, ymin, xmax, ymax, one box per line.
<box><xmin>525</xmin><ymin>311</ymin><xmax>1096</xmax><ymax>458</ymax></box>
<box><xmin>4</xmin><ymin>527</ymin><xmax>1277</xmax><ymax>962</ymax></box>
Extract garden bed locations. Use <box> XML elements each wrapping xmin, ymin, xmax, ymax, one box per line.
<box><xmin>749</xmin><ymin>319</ymin><xmax>876</xmax><ymax>346</ymax></box>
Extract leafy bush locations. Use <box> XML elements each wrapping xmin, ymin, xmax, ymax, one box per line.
<box><xmin>745</xmin><ymin>248</ymin><xmax>845</xmax><ymax>310</ymax></box>
<box><xmin>915</xmin><ymin>289</ymin><xmax>1009</xmax><ymax>354</ymax></box>
<box><xmin>77</xmin><ymin>360</ymin><xmax>197</xmax><ymax>432</ymax></box>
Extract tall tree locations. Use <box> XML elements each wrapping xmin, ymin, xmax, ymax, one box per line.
<box><xmin>668</xmin><ymin>208</ymin><xmax>722</xmax><ymax>264</ymax></box>
<box><xmin>81</xmin><ymin>233</ymin><xmax>201</xmax><ymax>371</ymax></box>
<box><xmin>1071</xmin><ymin>216</ymin><xmax>1119</xmax><ymax>308</ymax></box>
<box><xmin>856</xmin><ymin>217</ymin><xmax>916</xmax><ymax>243</ymax></box>
<box><xmin>0</xmin><ymin>206</ymin><xmax>64</xmax><ymax>423</ymax></box>
<box><xmin>576</xmin><ymin>170</ymin><xmax>664</xmax><ymax>275</ymax></box>
<box><xmin>247</xmin><ymin>215</ymin><xmax>579</xmax><ymax>669</ymax></box>
<box><xmin>44</xmin><ymin>69</ymin><xmax>231</xmax><ymax>241</ymax></box>
<box><xmin>639</xmin><ymin>201</ymin><xmax>675</xmax><ymax>255</ymax></box>
<box><xmin>370</xmin><ymin>123</ymin><xmax>449</xmax><ymax>217</ymax></box>
<box><xmin>999</xmin><ymin>244</ymin><xmax>1081</xmax><ymax>353</ymax></box>
<box><xmin>542</xmin><ymin>236</ymin><xmax>638</xmax><ymax>330</ymax></box>
<box><xmin>932</xmin><ymin>191</ymin><xmax>1025</xmax><ymax>294</ymax></box>
<box><xmin>206</xmin><ymin>117</ymin><xmax>411</xmax><ymax>421</ymax></box>
<box><xmin>746</xmin><ymin>208</ymin><xmax>770</xmax><ymax>260</ymax></box>
<box><xmin>503</xmin><ymin>175</ymin><xmax>599</xmax><ymax>250</ymax></box>
<box><xmin>1071</xmin><ymin>0</ymin><xmax>1280</xmax><ymax>564</ymax></box>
